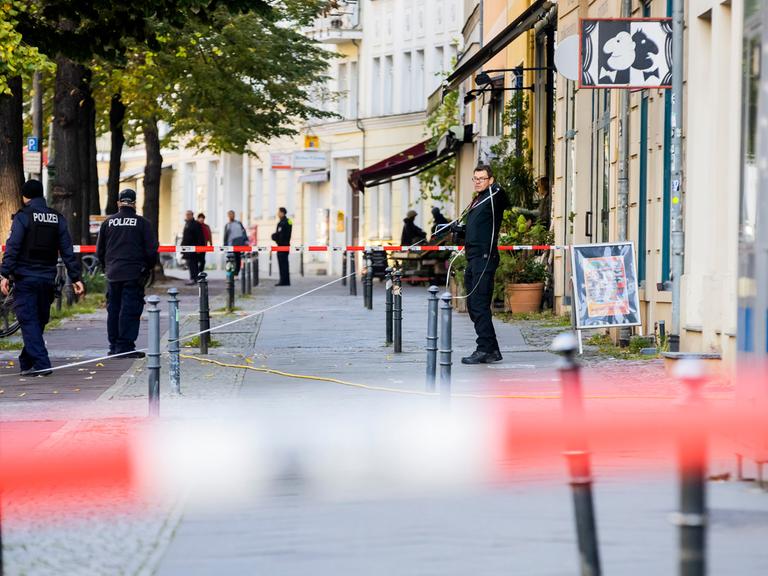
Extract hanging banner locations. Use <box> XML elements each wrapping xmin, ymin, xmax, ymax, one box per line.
<box><xmin>571</xmin><ymin>242</ymin><xmax>641</xmax><ymax>329</ymax></box>
<box><xmin>580</xmin><ymin>18</ymin><xmax>673</xmax><ymax>89</ymax></box>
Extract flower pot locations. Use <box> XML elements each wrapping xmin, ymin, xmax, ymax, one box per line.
<box><xmin>504</xmin><ymin>282</ymin><xmax>544</xmax><ymax>313</ymax></box>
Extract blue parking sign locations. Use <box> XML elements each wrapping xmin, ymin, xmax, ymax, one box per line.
<box><xmin>27</xmin><ymin>137</ymin><xmax>39</xmax><ymax>152</ymax></box>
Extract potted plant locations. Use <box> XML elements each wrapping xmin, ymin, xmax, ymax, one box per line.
<box><xmin>448</xmin><ymin>252</ymin><xmax>468</xmax><ymax>313</ymax></box>
<box><xmin>494</xmin><ymin>212</ymin><xmax>552</xmax><ymax>313</ymax></box>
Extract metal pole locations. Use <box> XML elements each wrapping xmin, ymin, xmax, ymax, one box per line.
<box><xmin>240</xmin><ymin>254</ymin><xmax>247</xmax><ymax>295</ymax></box>
<box><xmin>552</xmin><ymin>332</ymin><xmax>601</xmax><ymax>576</ymax></box>
<box><xmin>167</xmin><ymin>288</ymin><xmax>181</xmax><ymax>395</ymax></box>
<box><xmin>426</xmin><ymin>285</ymin><xmax>439</xmax><ymax>391</ymax></box>
<box><xmin>245</xmin><ymin>253</ymin><xmax>252</xmax><ymax>295</ymax></box>
<box><xmin>385</xmin><ymin>267</ymin><xmax>394</xmax><ymax>345</ymax></box>
<box><xmin>349</xmin><ymin>250</ymin><xmax>357</xmax><ymax>296</ymax></box>
<box><xmin>674</xmin><ymin>360</ymin><xmax>707</xmax><ymax>576</ymax></box>
<box><xmin>55</xmin><ymin>258</ymin><xmax>64</xmax><ymax>311</ymax></box>
<box><xmin>269</xmin><ymin>251</ymin><xmax>273</xmax><ymax>278</ymax></box>
<box><xmin>617</xmin><ymin>0</ymin><xmax>632</xmax><ymax>348</ymax></box>
<box><xmin>147</xmin><ymin>295</ymin><xmax>161</xmax><ymax>417</ymax></box>
<box><xmin>198</xmin><ymin>272</ymin><xmax>210</xmax><ymax>354</ymax></box>
<box><xmin>438</xmin><ymin>292</ymin><xmax>452</xmax><ymax>404</ymax></box>
<box><xmin>393</xmin><ymin>270</ymin><xmax>403</xmax><ymax>353</ymax></box>
<box><xmin>669</xmin><ymin>0</ymin><xmax>685</xmax><ymax>352</ymax></box>
<box><xmin>31</xmin><ymin>71</ymin><xmax>43</xmax><ymax>179</ymax></box>
<box><xmin>226</xmin><ymin>253</ymin><xmax>235</xmax><ymax>312</ymax></box>
<box><xmin>364</xmin><ymin>249</ymin><xmax>373</xmax><ymax>309</ymax></box>
<box><xmin>64</xmin><ymin>268</ymin><xmax>74</xmax><ymax>307</ymax></box>
<box><xmin>253</xmin><ymin>251</ymin><xmax>259</xmax><ymax>287</ymax></box>
<box><xmin>342</xmin><ymin>250</ymin><xmax>348</xmax><ymax>286</ymax></box>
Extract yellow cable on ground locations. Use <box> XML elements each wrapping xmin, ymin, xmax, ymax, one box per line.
<box><xmin>179</xmin><ymin>354</ymin><xmax>703</xmax><ymax>401</ymax></box>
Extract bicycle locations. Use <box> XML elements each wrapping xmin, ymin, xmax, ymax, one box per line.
<box><xmin>0</xmin><ymin>288</ymin><xmax>21</xmax><ymax>338</ymax></box>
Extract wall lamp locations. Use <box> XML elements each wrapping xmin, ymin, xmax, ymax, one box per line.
<box><xmin>474</xmin><ymin>66</ymin><xmax>552</xmax><ymax>87</ymax></box>
<box><xmin>464</xmin><ymin>85</ymin><xmax>534</xmax><ymax>105</ymax></box>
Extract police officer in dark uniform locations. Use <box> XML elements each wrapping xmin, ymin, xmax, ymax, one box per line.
<box><xmin>96</xmin><ymin>189</ymin><xmax>159</xmax><ymax>357</ymax></box>
<box><xmin>271</xmin><ymin>207</ymin><xmax>292</xmax><ymax>286</ymax></box>
<box><xmin>460</xmin><ymin>164</ymin><xmax>509</xmax><ymax>365</ymax></box>
<box><xmin>0</xmin><ymin>180</ymin><xmax>83</xmax><ymax>375</ymax></box>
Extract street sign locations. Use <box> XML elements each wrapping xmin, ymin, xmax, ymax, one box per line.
<box><xmin>23</xmin><ymin>151</ymin><xmax>42</xmax><ymax>174</ymax></box>
<box><xmin>270</xmin><ymin>152</ymin><xmax>292</xmax><ymax>170</ymax></box>
<box><xmin>580</xmin><ymin>18</ymin><xmax>673</xmax><ymax>89</ymax></box>
<box><xmin>27</xmin><ymin>136</ymin><xmax>39</xmax><ymax>152</ymax></box>
<box><xmin>304</xmin><ymin>135</ymin><xmax>319</xmax><ymax>149</ymax></box>
<box><xmin>570</xmin><ymin>242</ymin><xmax>641</xmax><ymax>329</ymax></box>
<box><xmin>554</xmin><ymin>35</ymin><xmax>579</xmax><ymax>81</ymax></box>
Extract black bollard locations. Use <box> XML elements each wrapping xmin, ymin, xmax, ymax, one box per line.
<box><xmin>393</xmin><ymin>269</ymin><xmax>403</xmax><ymax>353</ymax></box>
<box><xmin>426</xmin><ymin>286</ymin><xmax>439</xmax><ymax>392</ymax></box>
<box><xmin>253</xmin><ymin>251</ymin><xmax>259</xmax><ymax>287</ymax></box>
<box><xmin>342</xmin><ymin>250</ymin><xmax>348</xmax><ymax>287</ymax></box>
<box><xmin>55</xmin><ymin>257</ymin><xmax>65</xmax><ymax>311</ymax></box>
<box><xmin>349</xmin><ymin>250</ymin><xmax>357</xmax><ymax>296</ymax></box>
<box><xmin>64</xmin><ymin>267</ymin><xmax>74</xmax><ymax>307</ymax></box>
<box><xmin>245</xmin><ymin>253</ymin><xmax>252</xmax><ymax>295</ymax></box>
<box><xmin>552</xmin><ymin>332</ymin><xmax>601</xmax><ymax>576</ymax></box>
<box><xmin>240</xmin><ymin>253</ymin><xmax>247</xmax><ymax>296</ymax></box>
<box><xmin>147</xmin><ymin>295</ymin><xmax>161</xmax><ymax>417</ymax></box>
<box><xmin>226</xmin><ymin>252</ymin><xmax>236</xmax><ymax>312</ymax></box>
<box><xmin>167</xmin><ymin>288</ymin><xmax>181</xmax><ymax>395</ymax></box>
<box><xmin>198</xmin><ymin>272</ymin><xmax>210</xmax><ymax>354</ymax></box>
<box><xmin>674</xmin><ymin>360</ymin><xmax>708</xmax><ymax>576</ymax></box>
<box><xmin>438</xmin><ymin>292</ymin><xmax>452</xmax><ymax>402</ymax></box>
<box><xmin>363</xmin><ymin>249</ymin><xmax>373</xmax><ymax>310</ymax></box>
<box><xmin>385</xmin><ymin>267</ymin><xmax>394</xmax><ymax>345</ymax></box>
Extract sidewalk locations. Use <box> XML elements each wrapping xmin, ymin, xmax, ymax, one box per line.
<box><xmin>3</xmin><ymin>273</ymin><xmax>767</xmax><ymax>575</ymax></box>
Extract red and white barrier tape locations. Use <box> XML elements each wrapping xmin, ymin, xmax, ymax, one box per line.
<box><xmin>60</xmin><ymin>244</ymin><xmax>567</xmax><ymax>254</ymax></box>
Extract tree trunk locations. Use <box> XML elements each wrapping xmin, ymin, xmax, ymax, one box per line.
<box><xmin>0</xmin><ymin>76</ymin><xmax>24</xmax><ymax>242</ymax></box>
<box><xmin>143</xmin><ymin>116</ymin><xmax>162</xmax><ymax>239</ymax></box>
<box><xmin>88</xmin><ymin>89</ymin><xmax>100</xmax><ymax>217</ymax></box>
<box><xmin>105</xmin><ymin>93</ymin><xmax>125</xmax><ymax>215</ymax></box>
<box><xmin>77</xmin><ymin>67</ymin><xmax>92</xmax><ymax>244</ymax></box>
<box><xmin>51</xmin><ymin>56</ymin><xmax>87</xmax><ymax>241</ymax></box>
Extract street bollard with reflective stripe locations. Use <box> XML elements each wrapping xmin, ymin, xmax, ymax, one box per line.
<box><xmin>245</xmin><ymin>253</ymin><xmax>252</xmax><ymax>295</ymax></box>
<box><xmin>342</xmin><ymin>250</ymin><xmax>348</xmax><ymax>286</ymax></box>
<box><xmin>364</xmin><ymin>249</ymin><xmax>373</xmax><ymax>310</ymax></box>
<box><xmin>349</xmin><ymin>251</ymin><xmax>357</xmax><ymax>296</ymax></box>
<box><xmin>393</xmin><ymin>270</ymin><xmax>403</xmax><ymax>353</ymax></box>
<box><xmin>198</xmin><ymin>272</ymin><xmax>210</xmax><ymax>355</ymax></box>
<box><xmin>425</xmin><ymin>285</ymin><xmax>439</xmax><ymax>392</ymax></box>
<box><xmin>253</xmin><ymin>252</ymin><xmax>259</xmax><ymax>287</ymax></box>
<box><xmin>269</xmin><ymin>251</ymin><xmax>273</xmax><ymax>277</ymax></box>
<box><xmin>55</xmin><ymin>258</ymin><xmax>65</xmax><ymax>311</ymax></box>
<box><xmin>385</xmin><ymin>267</ymin><xmax>394</xmax><ymax>345</ymax></box>
<box><xmin>438</xmin><ymin>292</ymin><xmax>452</xmax><ymax>402</ymax></box>
<box><xmin>147</xmin><ymin>295</ymin><xmax>161</xmax><ymax>417</ymax></box>
<box><xmin>240</xmin><ymin>256</ymin><xmax>247</xmax><ymax>295</ymax></box>
<box><xmin>552</xmin><ymin>332</ymin><xmax>601</xmax><ymax>576</ymax></box>
<box><xmin>674</xmin><ymin>360</ymin><xmax>708</xmax><ymax>576</ymax></box>
<box><xmin>167</xmin><ymin>288</ymin><xmax>181</xmax><ymax>395</ymax></box>
<box><xmin>226</xmin><ymin>253</ymin><xmax>236</xmax><ymax>312</ymax></box>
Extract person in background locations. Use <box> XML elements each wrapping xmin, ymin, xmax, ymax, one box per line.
<box><xmin>181</xmin><ymin>210</ymin><xmax>205</xmax><ymax>285</ymax></box>
<box><xmin>430</xmin><ymin>206</ymin><xmax>450</xmax><ymax>238</ymax></box>
<box><xmin>224</xmin><ymin>210</ymin><xmax>249</xmax><ymax>276</ymax></box>
<box><xmin>271</xmin><ymin>207</ymin><xmax>292</xmax><ymax>286</ymax></box>
<box><xmin>400</xmin><ymin>210</ymin><xmax>427</xmax><ymax>246</ymax></box>
<box><xmin>197</xmin><ymin>213</ymin><xmax>212</xmax><ymax>272</ymax></box>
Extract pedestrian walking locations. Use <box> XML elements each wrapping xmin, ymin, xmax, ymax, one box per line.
<box><xmin>224</xmin><ymin>210</ymin><xmax>249</xmax><ymax>276</ymax></box>
<box><xmin>430</xmin><ymin>206</ymin><xmax>450</xmax><ymax>237</ymax></box>
<box><xmin>459</xmin><ymin>165</ymin><xmax>509</xmax><ymax>365</ymax></box>
<box><xmin>96</xmin><ymin>189</ymin><xmax>159</xmax><ymax>358</ymax></box>
<box><xmin>0</xmin><ymin>180</ymin><xmax>83</xmax><ymax>375</ymax></box>
<box><xmin>400</xmin><ymin>210</ymin><xmax>427</xmax><ymax>246</ymax></box>
<box><xmin>181</xmin><ymin>210</ymin><xmax>205</xmax><ymax>285</ymax></box>
<box><xmin>197</xmin><ymin>213</ymin><xmax>212</xmax><ymax>272</ymax></box>
<box><xmin>271</xmin><ymin>207</ymin><xmax>292</xmax><ymax>286</ymax></box>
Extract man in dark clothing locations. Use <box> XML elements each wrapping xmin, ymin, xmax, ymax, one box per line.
<box><xmin>401</xmin><ymin>210</ymin><xmax>427</xmax><ymax>246</ymax></box>
<box><xmin>461</xmin><ymin>165</ymin><xmax>509</xmax><ymax>365</ymax></box>
<box><xmin>197</xmin><ymin>213</ymin><xmax>212</xmax><ymax>272</ymax></box>
<box><xmin>224</xmin><ymin>210</ymin><xmax>248</xmax><ymax>276</ymax></box>
<box><xmin>271</xmin><ymin>207</ymin><xmax>292</xmax><ymax>286</ymax></box>
<box><xmin>0</xmin><ymin>180</ymin><xmax>83</xmax><ymax>375</ymax></box>
<box><xmin>96</xmin><ymin>189</ymin><xmax>159</xmax><ymax>357</ymax></box>
<box><xmin>181</xmin><ymin>210</ymin><xmax>205</xmax><ymax>285</ymax></box>
<box><xmin>430</xmin><ymin>206</ymin><xmax>450</xmax><ymax>237</ymax></box>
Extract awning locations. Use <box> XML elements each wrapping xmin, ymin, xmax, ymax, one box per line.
<box><xmin>349</xmin><ymin>138</ymin><xmax>458</xmax><ymax>191</ymax></box>
<box><xmin>443</xmin><ymin>0</ymin><xmax>555</xmax><ymax>93</ymax></box>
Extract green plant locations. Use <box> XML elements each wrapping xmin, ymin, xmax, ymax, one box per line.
<box><xmin>182</xmin><ymin>335</ymin><xmax>220</xmax><ymax>348</ymax></box>
<box><xmin>493</xmin><ymin>212</ymin><xmax>553</xmax><ymax>300</ymax></box>
<box><xmin>83</xmin><ymin>270</ymin><xmax>107</xmax><ymax>295</ymax></box>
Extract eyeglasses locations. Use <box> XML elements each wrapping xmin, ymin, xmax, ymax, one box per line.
<box><xmin>472</xmin><ymin>177</ymin><xmax>489</xmax><ymax>183</ymax></box>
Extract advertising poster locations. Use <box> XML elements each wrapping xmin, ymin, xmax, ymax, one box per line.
<box><xmin>571</xmin><ymin>242</ymin><xmax>641</xmax><ymax>329</ymax></box>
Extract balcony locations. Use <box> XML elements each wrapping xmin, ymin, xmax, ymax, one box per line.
<box><xmin>308</xmin><ymin>0</ymin><xmax>362</xmax><ymax>44</ymax></box>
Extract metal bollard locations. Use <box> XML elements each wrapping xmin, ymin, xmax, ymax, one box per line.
<box><xmin>342</xmin><ymin>250</ymin><xmax>348</xmax><ymax>286</ymax></box>
<box><xmin>55</xmin><ymin>257</ymin><xmax>65</xmax><ymax>311</ymax></box>
<box><xmin>552</xmin><ymin>332</ymin><xmax>601</xmax><ymax>576</ymax></box>
<box><xmin>64</xmin><ymin>268</ymin><xmax>74</xmax><ymax>307</ymax></box>
<box><xmin>363</xmin><ymin>249</ymin><xmax>372</xmax><ymax>309</ymax></box>
<box><xmin>674</xmin><ymin>360</ymin><xmax>708</xmax><ymax>576</ymax></box>
<box><xmin>226</xmin><ymin>253</ymin><xmax>236</xmax><ymax>312</ymax></box>
<box><xmin>198</xmin><ymin>272</ymin><xmax>210</xmax><ymax>355</ymax></box>
<box><xmin>167</xmin><ymin>288</ymin><xmax>181</xmax><ymax>395</ymax></box>
<box><xmin>253</xmin><ymin>251</ymin><xmax>259</xmax><ymax>287</ymax></box>
<box><xmin>269</xmin><ymin>251</ymin><xmax>273</xmax><ymax>277</ymax></box>
<box><xmin>438</xmin><ymin>292</ymin><xmax>452</xmax><ymax>402</ymax></box>
<box><xmin>245</xmin><ymin>253</ymin><xmax>252</xmax><ymax>295</ymax></box>
<box><xmin>393</xmin><ymin>270</ymin><xmax>403</xmax><ymax>353</ymax></box>
<box><xmin>240</xmin><ymin>254</ymin><xmax>247</xmax><ymax>295</ymax></box>
<box><xmin>147</xmin><ymin>295</ymin><xmax>161</xmax><ymax>417</ymax></box>
<box><xmin>425</xmin><ymin>285</ymin><xmax>439</xmax><ymax>392</ymax></box>
<box><xmin>349</xmin><ymin>250</ymin><xmax>357</xmax><ymax>296</ymax></box>
<box><xmin>385</xmin><ymin>267</ymin><xmax>394</xmax><ymax>345</ymax></box>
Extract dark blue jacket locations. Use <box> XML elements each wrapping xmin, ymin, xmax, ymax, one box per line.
<box><xmin>96</xmin><ymin>206</ymin><xmax>158</xmax><ymax>282</ymax></box>
<box><xmin>464</xmin><ymin>184</ymin><xmax>509</xmax><ymax>259</ymax></box>
<box><xmin>1</xmin><ymin>197</ymin><xmax>81</xmax><ymax>283</ymax></box>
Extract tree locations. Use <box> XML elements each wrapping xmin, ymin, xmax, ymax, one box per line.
<box><xmin>418</xmin><ymin>73</ymin><xmax>459</xmax><ymax>203</ymax></box>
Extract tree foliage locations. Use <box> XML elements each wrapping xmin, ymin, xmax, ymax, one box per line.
<box><xmin>418</xmin><ymin>85</ymin><xmax>458</xmax><ymax>202</ymax></box>
<box><xmin>0</xmin><ymin>2</ymin><xmax>52</xmax><ymax>94</ymax></box>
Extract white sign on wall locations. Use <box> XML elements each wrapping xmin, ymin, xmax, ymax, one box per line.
<box><xmin>292</xmin><ymin>150</ymin><xmax>328</xmax><ymax>170</ymax></box>
<box><xmin>270</xmin><ymin>153</ymin><xmax>292</xmax><ymax>170</ymax></box>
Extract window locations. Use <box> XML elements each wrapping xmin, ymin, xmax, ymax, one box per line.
<box><xmin>413</xmin><ymin>49</ymin><xmax>425</xmax><ymax>111</ymax></box>
<box><xmin>349</xmin><ymin>61</ymin><xmax>358</xmax><ymax>118</ymax></box>
<box><xmin>434</xmin><ymin>46</ymin><xmax>445</xmax><ymax>90</ymax></box>
<box><xmin>402</xmin><ymin>52</ymin><xmax>412</xmax><ymax>113</ymax></box>
<box><xmin>252</xmin><ymin>168</ymin><xmax>263</xmax><ymax>221</ymax></box>
<box><xmin>589</xmin><ymin>91</ymin><xmax>610</xmax><ymax>242</ymax></box>
<box><xmin>487</xmin><ymin>89</ymin><xmax>504</xmax><ymax>137</ymax></box>
<box><xmin>383</xmin><ymin>55</ymin><xmax>394</xmax><ymax>114</ymax></box>
<box><xmin>207</xmin><ymin>161</ymin><xmax>220</xmax><ymax>228</ymax></box>
<box><xmin>371</xmin><ymin>57</ymin><xmax>381</xmax><ymax>116</ymax></box>
<box><xmin>379</xmin><ymin>182</ymin><xmax>392</xmax><ymax>239</ymax></box>
<box><xmin>184</xmin><ymin>162</ymin><xmax>196</xmax><ymax>214</ymax></box>
<box><xmin>338</xmin><ymin>62</ymin><xmax>348</xmax><ymax>117</ymax></box>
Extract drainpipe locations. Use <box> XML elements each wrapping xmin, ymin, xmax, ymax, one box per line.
<box><xmin>353</xmin><ymin>37</ymin><xmax>366</xmax><ymax>249</ymax></box>
<box><xmin>669</xmin><ymin>0</ymin><xmax>684</xmax><ymax>352</ymax></box>
<box><xmin>617</xmin><ymin>0</ymin><xmax>632</xmax><ymax>347</ymax></box>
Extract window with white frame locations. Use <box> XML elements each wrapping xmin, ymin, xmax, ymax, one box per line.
<box><xmin>349</xmin><ymin>61</ymin><xmax>358</xmax><ymax>118</ymax></box>
<box><xmin>338</xmin><ymin>62</ymin><xmax>348</xmax><ymax>117</ymax></box>
<box><xmin>402</xmin><ymin>52</ymin><xmax>412</xmax><ymax>113</ymax></box>
<box><xmin>371</xmin><ymin>57</ymin><xmax>381</xmax><ymax>116</ymax></box>
<box><xmin>413</xmin><ymin>49</ymin><xmax>425</xmax><ymax>111</ymax></box>
<box><xmin>433</xmin><ymin>46</ymin><xmax>445</xmax><ymax>90</ymax></box>
<box><xmin>383</xmin><ymin>55</ymin><xmax>394</xmax><ymax>114</ymax></box>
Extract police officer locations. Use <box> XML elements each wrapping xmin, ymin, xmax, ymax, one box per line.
<box><xmin>0</xmin><ymin>180</ymin><xmax>83</xmax><ymax>376</ymax></box>
<box><xmin>460</xmin><ymin>164</ymin><xmax>509</xmax><ymax>365</ymax></box>
<box><xmin>96</xmin><ymin>189</ymin><xmax>159</xmax><ymax>357</ymax></box>
<box><xmin>271</xmin><ymin>207</ymin><xmax>292</xmax><ymax>286</ymax></box>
